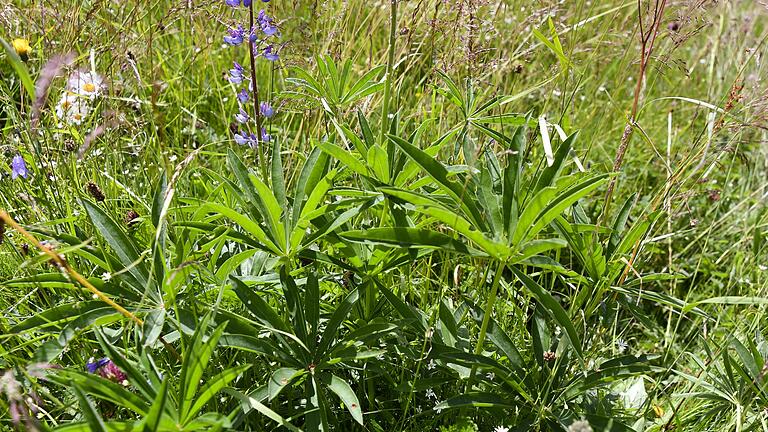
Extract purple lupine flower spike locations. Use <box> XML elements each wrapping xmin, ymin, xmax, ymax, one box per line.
<box><xmin>260</xmin><ymin>101</ymin><xmax>274</xmax><ymax>118</ymax></box>
<box><xmin>11</xmin><ymin>154</ymin><xmax>28</xmax><ymax>179</ymax></box>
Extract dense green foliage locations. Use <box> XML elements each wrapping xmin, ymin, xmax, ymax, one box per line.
<box><xmin>2</xmin><ymin>1</ymin><xmax>768</xmax><ymax>431</ymax></box>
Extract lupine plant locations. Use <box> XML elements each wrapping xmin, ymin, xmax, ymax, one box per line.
<box><xmin>2</xmin><ymin>1</ymin><xmax>768</xmax><ymax>432</ymax></box>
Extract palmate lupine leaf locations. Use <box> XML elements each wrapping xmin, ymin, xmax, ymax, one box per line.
<box><xmin>339</xmin><ymin>227</ymin><xmax>484</xmax><ymax>256</ymax></box>
<box><xmin>82</xmin><ymin>198</ymin><xmax>151</xmax><ymax>293</ymax></box>
<box><xmin>178</xmin><ymin>316</ymin><xmax>227</xmax><ymax>421</ymax></box>
<box><xmin>509</xmin><ymin>266</ymin><xmax>583</xmax><ymax>360</ymax></box>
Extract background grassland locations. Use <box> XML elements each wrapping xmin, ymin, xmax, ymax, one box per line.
<box><xmin>2</xmin><ymin>1</ymin><xmax>768</xmax><ymax>431</ymax></box>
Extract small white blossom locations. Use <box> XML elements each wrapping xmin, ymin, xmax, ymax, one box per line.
<box><xmin>494</xmin><ymin>426</ymin><xmax>510</xmax><ymax>432</ymax></box>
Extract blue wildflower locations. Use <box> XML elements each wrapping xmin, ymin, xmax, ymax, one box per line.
<box><xmin>260</xmin><ymin>101</ymin><xmax>274</xmax><ymax>118</ymax></box>
<box><xmin>224</xmin><ymin>25</ymin><xmax>245</xmax><ymax>45</ymax></box>
<box><xmin>234</xmin><ymin>131</ymin><xmax>249</xmax><ymax>146</ymax></box>
<box><xmin>11</xmin><ymin>154</ymin><xmax>28</xmax><ymax>180</ymax></box>
<box><xmin>86</xmin><ymin>358</ymin><xmax>110</xmax><ymax>373</ymax></box>
<box><xmin>263</xmin><ymin>45</ymin><xmax>279</xmax><ymax>61</ymax></box>
<box><xmin>229</xmin><ymin>61</ymin><xmax>244</xmax><ymax>84</ymax></box>
<box><xmin>235</xmin><ymin>108</ymin><xmax>249</xmax><ymax>123</ymax></box>
<box><xmin>237</xmin><ymin>89</ymin><xmax>249</xmax><ymax>103</ymax></box>
<box><xmin>261</xmin><ymin>127</ymin><xmax>271</xmax><ymax>143</ymax></box>
<box><xmin>225</xmin><ymin>0</ymin><xmax>240</xmax><ymax>6</ymax></box>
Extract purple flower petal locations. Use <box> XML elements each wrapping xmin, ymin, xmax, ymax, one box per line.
<box><xmin>11</xmin><ymin>154</ymin><xmax>28</xmax><ymax>180</ymax></box>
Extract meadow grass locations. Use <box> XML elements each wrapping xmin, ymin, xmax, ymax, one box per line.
<box><xmin>2</xmin><ymin>1</ymin><xmax>768</xmax><ymax>431</ymax></box>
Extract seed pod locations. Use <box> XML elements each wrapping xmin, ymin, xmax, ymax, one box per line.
<box><xmin>86</xmin><ymin>181</ymin><xmax>106</xmax><ymax>202</ymax></box>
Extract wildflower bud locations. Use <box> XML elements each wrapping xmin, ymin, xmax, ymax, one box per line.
<box><xmin>125</xmin><ymin>210</ymin><xmax>140</xmax><ymax>227</ymax></box>
<box><xmin>86</xmin><ymin>181</ymin><xmax>106</xmax><ymax>202</ymax></box>
<box><xmin>667</xmin><ymin>21</ymin><xmax>680</xmax><ymax>32</ymax></box>
<box><xmin>12</xmin><ymin>38</ymin><xmax>31</xmax><ymax>61</ymax></box>
<box><xmin>64</xmin><ymin>139</ymin><xmax>77</xmax><ymax>153</ymax></box>
<box><xmin>543</xmin><ymin>351</ymin><xmax>556</xmax><ymax>362</ymax></box>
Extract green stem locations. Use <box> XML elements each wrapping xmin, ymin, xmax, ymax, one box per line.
<box><xmin>379</xmin><ymin>0</ymin><xmax>397</xmax><ymax>146</ymax></box>
<box><xmin>468</xmin><ymin>260</ymin><xmax>505</xmax><ymax>383</ymax></box>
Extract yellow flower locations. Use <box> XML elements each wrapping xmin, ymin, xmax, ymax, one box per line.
<box><xmin>11</xmin><ymin>38</ymin><xmax>31</xmax><ymax>58</ymax></box>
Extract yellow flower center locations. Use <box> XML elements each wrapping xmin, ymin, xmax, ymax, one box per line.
<box><xmin>61</xmin><ymin>100</ymin><xmax>71</xmax><ymax>109</ymax></box>
<box><xmin>83</xmin><ymin>83</ymin><xmax>96</xmax><ymax>92</ymax></box>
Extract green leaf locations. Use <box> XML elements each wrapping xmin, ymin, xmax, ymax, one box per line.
<box><xmin>434</xmin><ymin>392</ymin><xmax>517</xmax><ymax>411</ymax></box>
<box><xmin>317</xmin><ymin>141</ymin><xmax>370</xmax><ymax>178</ymax></box>
<box><xmin>72</xmin><ymin>385</ymin><xmax>108</xmax><ymax>432</ymax></box>
<box><xmin>142</xmin><ymin>309</ymin><xmax>165</xmax><ymax>348</ymax></box>
<box><xmin>387</xmin><ymin>134</ymin><xmax>485</xmax><ymax>227</ymax></box>
<box><xmin>509</xmin><ymin>266</ymin><xmax>583</xmax><ymax>359</ymax></box>
<box><xmin>340</xmin><ymin>227</ymin><xmax>481</xmax><ymax>256</ymax></box>
<box><xmin>82</xmin><ymin>198</ymin><xmax>150</xmax><ymax>291</ymax></box>
<box><xmin>0</xmin><ymin>36</ymin><xmax>35</xmax><ymax>100</ymax></box>
<box><xmin>269</xmin><ymin>368</ymin><xmax>301</xmax><ymax>401</ymax></box>
<box><xmin>187</xmin><ymin>364</ymin><xmax>252</xmax><ymax>420</ymax></box>
<box><xmin>323</xmin><ymin>373</ymin><xmax>363</xmax><ymax>425</ymax></box>
<box><xmin>50</xmin><ymin>370</ymin><xmax>149</xmax><ymax>415</ymax></box>
<box><xmin>179</xmin><ymin>316</ymin><xmax>227</xmax><ymax>420</ymax></box>
<box><xmin>142</xmin><ymin>378</ymin><xmax>169</xmax><ymax>432</ymax></box>
<box><xmin>315</xmin><ymin>286</ymin><xmax>361</xmax><ymax>357</ymax></box>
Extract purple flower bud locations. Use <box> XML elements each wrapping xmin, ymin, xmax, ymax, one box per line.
<box><xmin>261</xmin><ymin>127</ymin><xmax>271</xmax><ymax>143</ymax></box>
<box><xmin>237</xmin><ymin>89</ymin><xmax>249</xmax><ymax>103</ymax></box>
<box><xmin>260</xmin><ymin>101</ymin><xmax>274</xmax><ymax>118</ymax></box>
<box><xmin>225</xmin><ymin>0</ymin><xmax>240</xmax><ymax>6</ymax></box>
<box><xmin>243</xmin><ymin>0</ymin><xmax>252</xmax><ymax>5</ymax></box>
<box><xmin>11</xmin><ymin>154</ymin><xmax>28</xmax><ymax>180</ymax></box>
<box><xmin>235</xmin><ymin>108</ymin><xmax>249</xmax><ymax>123</ymax></box>
<box><xmin>263</xmin><ymin>45</ymin><xmax>279</xmax><ymax>61</ymax></box>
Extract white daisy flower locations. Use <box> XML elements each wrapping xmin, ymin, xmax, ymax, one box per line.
<box><xmin>494</xmin><ymin>427</ymin><xmax>510</xmax><ymax>432</ymax></box>
<box><xmin>68</xmin><ymin>70</ymin><xmax>104</xmax><ymax>100</ymax></box>
<box><xmin>55</xmin><ymin>92</ymin><xmax>91</xmax><ymax>125</ymax></box>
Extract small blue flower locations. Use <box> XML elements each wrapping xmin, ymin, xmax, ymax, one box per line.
<box><xmin>234</xmin><ymin>131</ymin><xmax>249</xmax><ymax>146</ymax></box>
<box><xmin>263</xmin><ymin>45</ymin><xmax>279</xmax><ymax>61</ymax></box>
<box><xmin>243</xmin><ymin>0</ymin><xmax>252</xmax><ymax>5</ymax></box>
<box><xmin>229</xmin><ymin>61</ymin><xmax>244</xmax><ymax>84</ymax></box>
<box><xmin>86</xmin><ymin>358</ymin><xmax>110</xmax><ymax>373</ymax></box>
<box><xmin>224</xmin><ymin>25</ymin><xmax>245</xmax><ymax>45</ymax></box>
<box><xmin>237</xmin><ymin>89</ymin><xmax>249</xmax><ymax>103</ymax></box>
<box><xmin>224</xmin><ymin>0</ymin><xmax>240</xmax><ymax>6</ymax></box>
<box><xmin>261</xmin><ymin>127</ymin><xmax>271</xmax><ymax>143</ymax></box>
<box><xmin>260</xmin><ymin>101</ymin><xmax>274</xmax><ymax>118</ymax></box>
<box><xmin>235</xmin><ymin>108</ymin><xmax>249</xmax><ymax>123</ymax></box>
<box><xmin>11</xmin><ymin>154</ymin><xmax>28</xmax><ymax>180</ymax></box>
